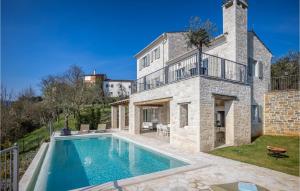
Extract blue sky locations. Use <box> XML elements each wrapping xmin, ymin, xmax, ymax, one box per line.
<box><xmin>1</xmin><ymin>0</ymin><xmax>299</xmax><ymax>95</ymax></box>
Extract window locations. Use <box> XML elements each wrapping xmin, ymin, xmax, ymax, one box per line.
<box><xmin>110</xmin><ymin>92</ymin><xmax>113</xmax><ymax>95</ymax></box>
<box><xmin>251</xmin><ymin>59</ymin><xmax>263</xmax><ymax>79</ymax></box>
<box><xmin>179</xmin><ymin>104</ymin><xmax>188</xmax><ymax>128</ymax></box>
<box><xmin>141</xmin><ymin>55</ymin><xmax>150</xmax><ymax>68</ymax></box>
<box><xmin>143</xmin><ymin>108</ymin><xmax>158</xmax><ymax>122</ymax></box>
<box><xmin>106</xmin><ymin>84</ymin><xmax>109</xmax><ymax>88</ymax></box>
<box><xmin>149</xmin><ymin>47</ymin><xmax>160</xmax><ymax>64</ymax></box>
<box><xmin>175</xmin><ymin>68</ymin><xmax>185</xmax><ymax>80</ymax></box>
<box><xmin>253</xmin><ymin>60</ymin><xmax>258</xmax><ymax>77</ymax></box>
<box><xmin>201</xmin><ymin>58</ymin><xmax>208</xmax><ymax>75</ymax></box>
<box><xmin>110</xmin><ymin>84</ymin><xmax>114</xmax><ymax>88</ymax></box>
<box><xmin>128</xmin><ymin>85</ymin><xmax>131</xmax><ymax>89</ymax></box>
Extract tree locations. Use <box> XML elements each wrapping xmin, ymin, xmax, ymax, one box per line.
<box><xmin>185</xmin><ymin>17</ymin><xmax>216</xmax><ymax>73</ymax></box>
<box><xmin>1</xmin><ymin>86</ymin><xmax>43</xmax><ymax>148</ymax></box>
<box><xmin>271</xmin><ymin>51</ymin><xmax>300</xmax><ymax>90</ymax></box>
<box><xmin>271</xmin><ymin>51</ymin><xmax>300</xmax><ymax>78</ymax></box>
<box><xmin>95</xmin><ymin>108</ymin><xmax>101</xmax><ymax>125</ymax></box>
<box><xmin>0</xmin><ymin>86</ymin><xmax>17</xmax><ymax>148</ymax></box>
<box><xmin>41</xmin><ymin>65</ymin><xmax>105</xmax><ymax>133</ymax></box>
<box><xmin>117</xmin><ymin>83</ymin><xmax>128</xmax><ymax>99</ymax></box>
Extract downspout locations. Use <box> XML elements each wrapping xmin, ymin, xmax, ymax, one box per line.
<box><xmin>162</xmin><ymin>33</ymin><xmax>167</xmax><ymax>68</ymax></box>
<box><xmin>162</xmin><ymin>33</ymin><xmax>168</xmax><ymax>84</ymax></box>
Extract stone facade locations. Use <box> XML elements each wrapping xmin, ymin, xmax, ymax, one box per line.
<box><xmin>264</xmin><ymin>90</ymin><xmax>300</xmax><ymax>136</ymax></box>
<box><xmin>124</xmin><ymin>0</ymin><xmax>271</xmax><ymax>152</ymax></box>
<box><xmin>129</xmin><ymin>77</ymin><xmax>201</xmax><ymax>152</ymax></box>
<box><xmin>248</xmin><ymin>31</ymin><xmax>272</xmax><ymax>136</ymax></box>
<box><xmin>199</xmin><ymin>77</ymin><xmax>251</xmax><ymax>151</ymax></box>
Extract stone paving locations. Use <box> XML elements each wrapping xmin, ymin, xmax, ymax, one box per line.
<box><xmin>102</xmin><ymin>130</ymin><xmax>300</xmax><ymax>191</ymax></box>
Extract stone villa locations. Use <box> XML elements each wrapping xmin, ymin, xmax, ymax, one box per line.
<box><xmin>111</xmin><ymin>0</ymin><xmax>272</xmax><ymax>152</ymax></box>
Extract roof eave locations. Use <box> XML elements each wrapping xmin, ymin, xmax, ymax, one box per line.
<box><xmin>134</xmin><ymin>33</ymin><xmax>167</xmax><ymax>59</ymax></box>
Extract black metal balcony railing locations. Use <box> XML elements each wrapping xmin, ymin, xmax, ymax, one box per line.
<box><xmin>131</xmin><ymin>51</ymin><xmax>248</xmax><ymax>94</ymax></box>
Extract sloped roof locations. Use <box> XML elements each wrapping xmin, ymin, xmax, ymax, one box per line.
<box><xmin>249</xmin><ymin>30</ymin><xmax>272</xmax><ymax>54</ymax></box>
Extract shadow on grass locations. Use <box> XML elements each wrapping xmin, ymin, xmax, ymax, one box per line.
<box><xmin>267</xmin><ymin>153</ymin><xmax>289</xmax><ymax>159</ymax></box>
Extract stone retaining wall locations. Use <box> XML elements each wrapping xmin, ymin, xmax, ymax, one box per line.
<box><xmin>264</xmin><ymin>90</ymin><xmax>300</xmax><ymax>136</ymax></box>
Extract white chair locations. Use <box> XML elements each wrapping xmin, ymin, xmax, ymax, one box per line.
<box><xmin>161</xmin><ymin>125</ymin><xmax>170</xmax><ymax>136</ymax></box>
<box><xmin>156</xmin><ymin>124</ymin><xmax>162</xmax><ymax>136</ymax></box>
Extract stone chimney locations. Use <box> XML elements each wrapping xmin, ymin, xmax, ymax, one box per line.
<box><xmin>223</xmin><ymin>0</ymin><xmax>248</xmax><ymax>65</ymax></box>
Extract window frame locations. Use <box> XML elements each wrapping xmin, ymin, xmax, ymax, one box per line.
<box><xmin>179</xmin><ymin>103</ymin><xmax>189</xmax><ymax>128</ymax></box>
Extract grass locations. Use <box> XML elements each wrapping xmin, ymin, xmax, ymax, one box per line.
<box><xmin>17</xmin><ymin>116</ymin><xmax>76</xmax><ymax>176</ymax></box>
<box><xmin>210</xmin><ymin>135</ymin><xmax>299</xmax><ymax>176</ymax></box>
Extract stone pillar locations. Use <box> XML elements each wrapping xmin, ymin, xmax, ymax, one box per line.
<box><xmin>130</xmin><ymin>105</ymin><xmax>141</xmax><ymax>134</ymax></box>
<box><xmin>111</xmin><ymin>106</ymin><xmax>118</xmax><ymax>129</ymax></box>
<box><xmin>118</xmin><ymin>105</ymin><xmax>126</xmax><ymax>130</ymax></box>
<box><xmin>225</xmin><ymin>100</ymin><xmax>234</xmax><ymax>145</ymax></box>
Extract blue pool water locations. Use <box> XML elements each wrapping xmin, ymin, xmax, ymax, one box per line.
<box><xmin>34</xmin><ymin>135</ymin><xmax>188</xmax><ymax>191</ymax></box>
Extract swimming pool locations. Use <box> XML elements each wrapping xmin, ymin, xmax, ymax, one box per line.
<box><xmin>34</xmin><ymin>135</ymin><xmax>188</xmax><ymax>191</ymax></box>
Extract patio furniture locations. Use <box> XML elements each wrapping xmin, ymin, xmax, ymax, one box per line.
<box><xmin>143</xmin><ymin>122</ymin><xmax>153</xmax><ymax>130</ymax></box>
<box><xmin>79</xmin><ymin>124</ymin><xmax>90</xmax><ymax>134</ymax></box>
<box><xmin>267</xmin><ymin>146</ymin><xmax>287</xmax><ymax>159</ymax></box>
<box><xmin>161</xmin><ymin>125</ymin><xmax>170</xmax><ymax>136</ymax></box>
<box><xmin>157</xmin><ymin>124</ymin><xmax>163</xmax><ymax>136</ymax></box>
<box><xmin>96</xmin><ymin>124</ymin><xmax>106</xmax><ymax>133</ymax></box>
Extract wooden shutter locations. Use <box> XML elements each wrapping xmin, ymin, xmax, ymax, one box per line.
<box><xmin>139</xmin><ymin>59</ymin><xmax>143</xmax><ymax>71</ymax></box>
<box><xmin>259</xmin><ymin>61</ymin><xmax>263</xmax><ymax>79</ymax></box>
<box><xmin>156</xmin><ymin>47</ymin><xmax>160</xmax><ymax>59</ymax></box>
<box><xmin>146</xmin><ymin>54</ymin><xmax>150</xmax><ymax>66</ymax></box>
<box><xmin>221</xmin><ymin>59</ymin><xmax>225</xmax><ymax>78</ymax></box>
<box><xmin>150</xmin><ymin>51</ymin><xmax>153</xmax><ymax>63</ymax></box>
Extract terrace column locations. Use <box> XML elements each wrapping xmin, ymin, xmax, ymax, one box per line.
<box><xmin>129</xmin><ymin>105</ymin><xmax>141</xmax><ymax>134</ymax></box>
<box><xmin>111</xmin><ymin>106</ymin><xmax>118</xmax><ymax>129</ymax></box>
<box><xmin>118</xmin><ymin>105</ymin><xmax>126</xmax><ymax>130</ymax></box>
<box><xmin>225</xmin><ymin>100</ymin><xmax>234</xmax><ymax>145</ymax></box>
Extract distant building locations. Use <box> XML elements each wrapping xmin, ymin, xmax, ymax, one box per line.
<box><xmin>84</xmin><ymin>70</ymin><xmax>107</xmax><ymax>84</ymax></box>
<box><xmin>84</xmin><ymin>70</ymin><xmax>133</xmax><ymax>97</ymax></box>
<box><xmin>103</xmin><ymin>79</ymin><xmax>132</xmax><ymax>97</ymax></box>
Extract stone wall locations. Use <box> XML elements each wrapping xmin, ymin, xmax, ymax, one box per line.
<box><xmin>199</xmin><ymin>76</ymin><xmax>251</xmax><ymax>151</ymax></box>
<box><xmin>248</xmin><ymin>31</ymin><xmax>272</xmax><ymax>137</ymax></box>
<box><xmin>129</xmin><ymin>77</ymin><xmax>201</xmax><ymax>152</ymax></box>
<box><xmin>264</xmin><ymin>90</ymin><xmax>300</xmax><ymax>136</ymax></box>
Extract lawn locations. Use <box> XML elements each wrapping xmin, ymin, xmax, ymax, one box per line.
<box><xmin>210</xmin><ymin>135</ymin><xmax>299</xmax><ymax>176</ymax></box>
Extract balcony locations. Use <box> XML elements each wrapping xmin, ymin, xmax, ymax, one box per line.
<box><xmin>131</xmin><ymin>50</ymin><xmax>248</xmax><ymax>94</ymax></box>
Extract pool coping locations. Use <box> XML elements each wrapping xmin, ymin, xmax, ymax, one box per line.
<box><xmin>74</xmin><ymin>164</ymin><xmax>210</xmax><ymax>191</ymax></box>
<box><xmin>19</xmin><ymin>142</ymin><xmax>49</xmax><ymax>191</ymax></box>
